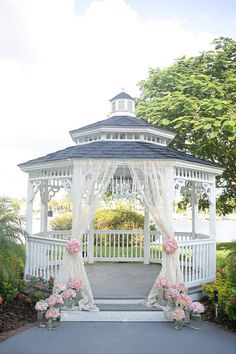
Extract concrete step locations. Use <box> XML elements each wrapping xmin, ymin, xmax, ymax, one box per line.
<box><xmin>95</xmin><ymin>298</ymin><xmax>144</xmax><ymax>305</ymax></box>
<box><xmin>61</xmin><ymin>302</ymin><xmax>170</xmax><ymax>322</ymax></box>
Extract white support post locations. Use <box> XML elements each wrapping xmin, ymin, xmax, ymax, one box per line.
<box><xmin>88</xmin><ymin>220</ymin><xmax>94</xmax><ymax>264</ymax></box>
<box><xmin>209</xmin><ymin>179</ymin><xmax>216</xmax><ymax>278</ymax></box>
<box><xmin>40</xmin><ymin>180</ymin><xmax>48</xmax><ymax>233</ymax></box>
<box><xmin>26</xmin><ymin>179</ymin><xmax>34</xmax><ymax>235</ymax></box>
<box><xmin>25</xmin><ymin>178</ymin><xmax>34</xmax><ymax>279</ymax></box>
<box><xmin>144</xmin><ymin>208</ymin><xmax>150</xmax><ymax>264</ymax></box>
<box><xmin>191</xmin><ymin>182</ymin><xmax>199</xmax><ymax>239</ymax></box>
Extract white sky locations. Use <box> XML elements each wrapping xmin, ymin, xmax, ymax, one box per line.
<box><xmin>0</xmin><ymin>0</ymin><xmax>233</xmax><ymax>198</ymax></box>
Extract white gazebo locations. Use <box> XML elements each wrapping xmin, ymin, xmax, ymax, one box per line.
<box><xmin>19</xmin><ymin>91</ymin><xmax>223</xmax><ymax>314</ymax></box>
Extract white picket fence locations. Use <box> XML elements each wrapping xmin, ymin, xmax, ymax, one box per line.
<box><xmin>25</xmin><ymin>230</ymin><xmax>215</xmax><ymax>287</ymax></box>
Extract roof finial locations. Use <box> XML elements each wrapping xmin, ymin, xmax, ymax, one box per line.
<box><xmin>121</xmin><ymin>86</ymin><xmax>125</xmax><ymax>92</ymax></box>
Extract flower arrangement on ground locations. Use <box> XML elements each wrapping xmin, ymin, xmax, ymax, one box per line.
<box><xmin>35</xmin><ymin>300</ymin><xmax>48</xmax><ymax>312</ymax></box>
<box><xmin>189</xmin><ymin>302</ymin><xmax>205</xmax><ymax>330</ymax></box>
<box><xmin>45</xmin><ymin>308</ymin><xmax>60</xmax><ymax>330</ymax></box>
<box><xmin>177</xmin><ymin>295</ymin><xmax>192</xmax><ymax>308</ymax></box>
<box><xmin>172</xmin><ymin>308</ymin><xmax>185</xmax><ymax>330</ymax></box>
<box><xmin>190</xmin><ymin>302</ymin><xmax>205</xmax><ymax>314</ymax></box>
<box><xmin>47</xmin><ymin>294</ymin><xmax>64</xmax><ymax>308</ymax></box>
<box><xmin>35</xmin><ymin>300</ymin><xmax>49</xmax><ymax>327</ymax></box>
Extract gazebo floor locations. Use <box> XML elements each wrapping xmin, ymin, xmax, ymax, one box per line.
<box><xmin>84</xmin><ymin>263</ymin><xmax>161</xmax><ymax>299</ymax></box>
<box><xmin>62</xmin><ymin>263</ymin><xmax>166</xmax><ymax>322</ymax></box>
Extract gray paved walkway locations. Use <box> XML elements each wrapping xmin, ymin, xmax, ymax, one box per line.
<box><xmin>0</xmin><ymin>322</ymin><xmax>235</xmax><ymax>354</ymax></box>
<box><xmin>85</xmin><ymin>263</ymin><xmax>161</xmax><ymax>298</ymax></box>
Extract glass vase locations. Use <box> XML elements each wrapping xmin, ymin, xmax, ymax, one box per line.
<box><xmin>73</xmin><ymin>290</ymin><xmax>81</xmax><ymax>307</ymax></box>
<box><xmin>190</xmin><ymin>313</ymin><xmax>202</xmax><ymax>330</ymax></box>
<box><xmin>56</xmin><ymin>308</ymin><xmax>61</xmax><ymax>326</ymax></box>
<box><xmin>157</xmin><ymin>287</ymin><xmax>167</xmax><ymax>306</ymax></box>
<box><xmin>166</xmin><ymin>298</ymin><xmax>176</xmax><ymax>311</ymax></box>
<box><xmin>37</xmin><ymin>310</ymin><xmax>46</xmax><ymax>328</ymax></box>
<box><xmin>48</xmin><ymin>318</ymin><xmax>57</xmax><ymax>331</ymax></box>
<box><xmin>64</xmin><ymin>297</ymin><xmax>74</xmax><ymax>310</ymax></box>
<box><xmin>184</xmin><ymin>308</ymin><xmax>191</xmax><ymax>325</ymax></box>
<box><xmin>174</xmin><ymin>320</ymin><xmax>183</xmax><ymax>330</ymax></box>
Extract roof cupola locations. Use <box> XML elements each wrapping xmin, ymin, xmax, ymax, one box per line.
<box><xmin>110</xmin><ymin>91</ymin><xmax>135</xmax><ymax>117</ymax></box>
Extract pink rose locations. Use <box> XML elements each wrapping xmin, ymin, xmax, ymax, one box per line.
<box><xmin>166</xmin><ymin>288</ymin><xmax>180</xmax><ymax>300</ymax></box>
<box><xmin>62</xmin><ymin>289</ymin><xmax>76</xmax><ymax>299</ymax></box>
<box><xmin>177</xmin><ymin>295</ymin><xmax>192</xmax><ymax>308</ymax></box>
<box><xmin>45</xmin><ymin>308</ymin><xmax>60</xmax><ymax>320</ymax></box>
<box><xmin>173</xmin><ymin>283</ymin><xmax>188</xmax><ymax>293</ymax></box>
<box><xmin>68</xmin><ymin>278</ymin><xmax>82</xmax><ymax>290</ymax></box>
<box><xmin>172</xmin><ymin>308</ymin><xmax>185</xmax><ymax>321</ymax></box>
<box><xmin>0</xmin><ymin>296</ymin><xmax>2</xmax><ymax>305</ymax></box>
<box><xmin>66</xmin><ymin>239</ymin><xmax>81</xmax><ymax>254</ymax></box>
<box><xmin>163</xmin><ymin>239</ymin><xmax>178</xmax><ymax>255</ymax></box>
<box><xmin>190</xmin><ymin>302</ymin><xmax>205</xmax><ymax>314</ymax></box>
<box><xmin>156</xmin><ymin>278</ymin><xmax>172</xmax><ymax>288</ymax></box>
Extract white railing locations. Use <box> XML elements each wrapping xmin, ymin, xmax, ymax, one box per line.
<box><xmin>93</xmin><ymin>230</ymin><xmax>144</xmax><ymax>262</ymax></box>
<box><xmin>179</xmin><ymin>238</ymin><xmax>215</xmax><ymax>287</ymax></box>
<box><xmin>25</xmin><ymin>230</ymin><xmax>215</xmax><ymax>288</ymax></box>
<box><xmin>26</xmin><ymin>233</ymin><xmax>88</xmax><ymax>280</ymax></box>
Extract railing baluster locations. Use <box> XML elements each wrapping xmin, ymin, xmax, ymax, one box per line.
<box><xmin>109</xmin><ymin>232</ymin><xmax>111</xmax><ymax>259</ymax></box>
<box><xmin>122</xmin><ymin>233</ymin><xmax>124</xmax><ymax>259</ymax></box>
<box><xmin>118</xmin><ymin>233</ymin><xmax>120</xmax><ymax>259</ymax></box>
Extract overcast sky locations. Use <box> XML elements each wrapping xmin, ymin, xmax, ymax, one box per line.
<box><xmin>0</xmin><ymin>0</ymin><xmax>235</xmax><ymax>198</ymax></box>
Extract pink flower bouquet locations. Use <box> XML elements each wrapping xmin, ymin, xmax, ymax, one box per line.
<box><xmin>177</xmin><ymin>295</ymin><xmax>193</xmax><ymax>308</ymax></box>
<box><xmin>190</xmin><ymin>302</ymin><xmax>205</xmax><ymax>314</ymax></box>
<box><xmin>165</xmin><ymin>288</ymin><xmax>180</xmax><ymax>300</ymax></box>
<box><xmin>172</xmin><ymin>308</ymin><xmax>185</xmax><ymax>321</ymax></box>
<box><xmin>62</xmin><ymin>289</ymin><xmax>76</xmax><ymax>299</ymax></box>
<box><xmin>163</xmin><ymin>239</ymin><xmax>178</xmax><ymax>255</ymax></box>
<box><xmin>45</xmin><ymin>308</ymin><xmax>60</xmax><ymax>320</ymax></box>
<box><xmin>172</xmin><ymin>283</ymin><xmax>188</xmax><ymax>293</ymax></box>
<box><xmin>66</xmin><ymin>239</ymin><xmax>81</xmax><ymax>254</ymax></box>
<box><xmin>53</xmin><ymin>284</ymin><xmax>67</xmax><ymax>294</ymax></box>
<box><xmin>35</xmin><ymin>300</ymin><xmax>48</xmax><ymax>311</ymax></box>
<box><xmin>156</xmin><ymin>278</ymin><xmax>172</xmax><ymax>288</ymax></box>
<box><xmin>68</xmin><ymin>278</ymin><xmax>82</xmax><ymax>290</ymax></box>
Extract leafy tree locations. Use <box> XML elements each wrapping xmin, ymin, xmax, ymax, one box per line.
<box><xmin>136</xmin><ymin>37</ymin><xmax>236</xmax><ymax>215</ymax></box>
<box><xmin>0</xmin><ymin>197</ymin><xmax>25</xmax><ymax>282</ymax></box>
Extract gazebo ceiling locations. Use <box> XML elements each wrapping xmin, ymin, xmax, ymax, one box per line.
<box><xmin>18</xmin><ymin>140</ymin><xmax>220</xmax><ymax>169</ymax></box>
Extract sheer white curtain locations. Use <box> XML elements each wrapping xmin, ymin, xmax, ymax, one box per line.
<box><xmin>128</xmin><ymin>160</ymin><xmax>183</xmax><ymax>306</ymax></box>
<box><xmin>57</xmin><ymin>159</ymin><xmax>117</xmax><ymax>311</ymax></box>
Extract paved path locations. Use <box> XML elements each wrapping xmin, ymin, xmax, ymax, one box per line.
<box><xmin>0</xmin><ymin>322</ymin><xmax>235</xmax><ymax>354</ymax></box>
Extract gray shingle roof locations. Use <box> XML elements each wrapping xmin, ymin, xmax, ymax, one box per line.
<box><xmin>18</xmin><ymin>141</ymin><xmax>220</xmax><ymax>168</ymax></box>
<box><xmin>70</xmin><ymin>115</ymin><xmax>174</xmax><ymax>135</ymax></box>
<box><xmin>110</xmin><ymin>92</ymin><xmax>134</xmax><ymax>101</ymax></box>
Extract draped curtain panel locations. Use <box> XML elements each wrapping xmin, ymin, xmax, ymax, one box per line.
<box><xmin>128</xmin><ymin>160</ymin><xmax>183</xmax><ymax>306</ymax></box>
<box><xmin>58</xmin><ymin>158</ymin><xmax>182</xmax><ymax>310</ymax></box>
<box><xmin>57</xmin><ymin>159</ymin><xmax>117</xmax><ymax>311</ymax></box>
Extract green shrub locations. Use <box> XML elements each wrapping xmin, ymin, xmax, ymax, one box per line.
<box><xmin>50</xmin><ymin>209</ymin><xmax>144</xmax><ymax>231</ymax></box>
<box><xmin>94</xmin><ymin>209</ymin><xmax>144</xmax><ymax>230</ymax></box>
<box><xmin>0</xmin><ymin>276</ymin><xmax>54</xmax><ymax>309</ymax></box>
<box><xmin>50</xmin><ymin>212</ymin><xmax>72</xmax><ymax>230</ymax></box>
<box><xmin>203</xmin><ymin>242</ymin><xmax>236</xmax><ymax>323</ymax></box>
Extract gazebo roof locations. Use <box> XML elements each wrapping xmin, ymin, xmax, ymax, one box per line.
<box><xmin>69</xmin><ymin>115</ymin><xmax>174</xmax><ymax>135</ymax></box>
<box><xmin>18</xmin><ymin>140</ymin><xmax>220</xmax><ymax>168</ymax></box>
<box><xmin>110</xmin><ymin>92</ymin><xmax>134</xmax><ymax>101</ymax></box>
